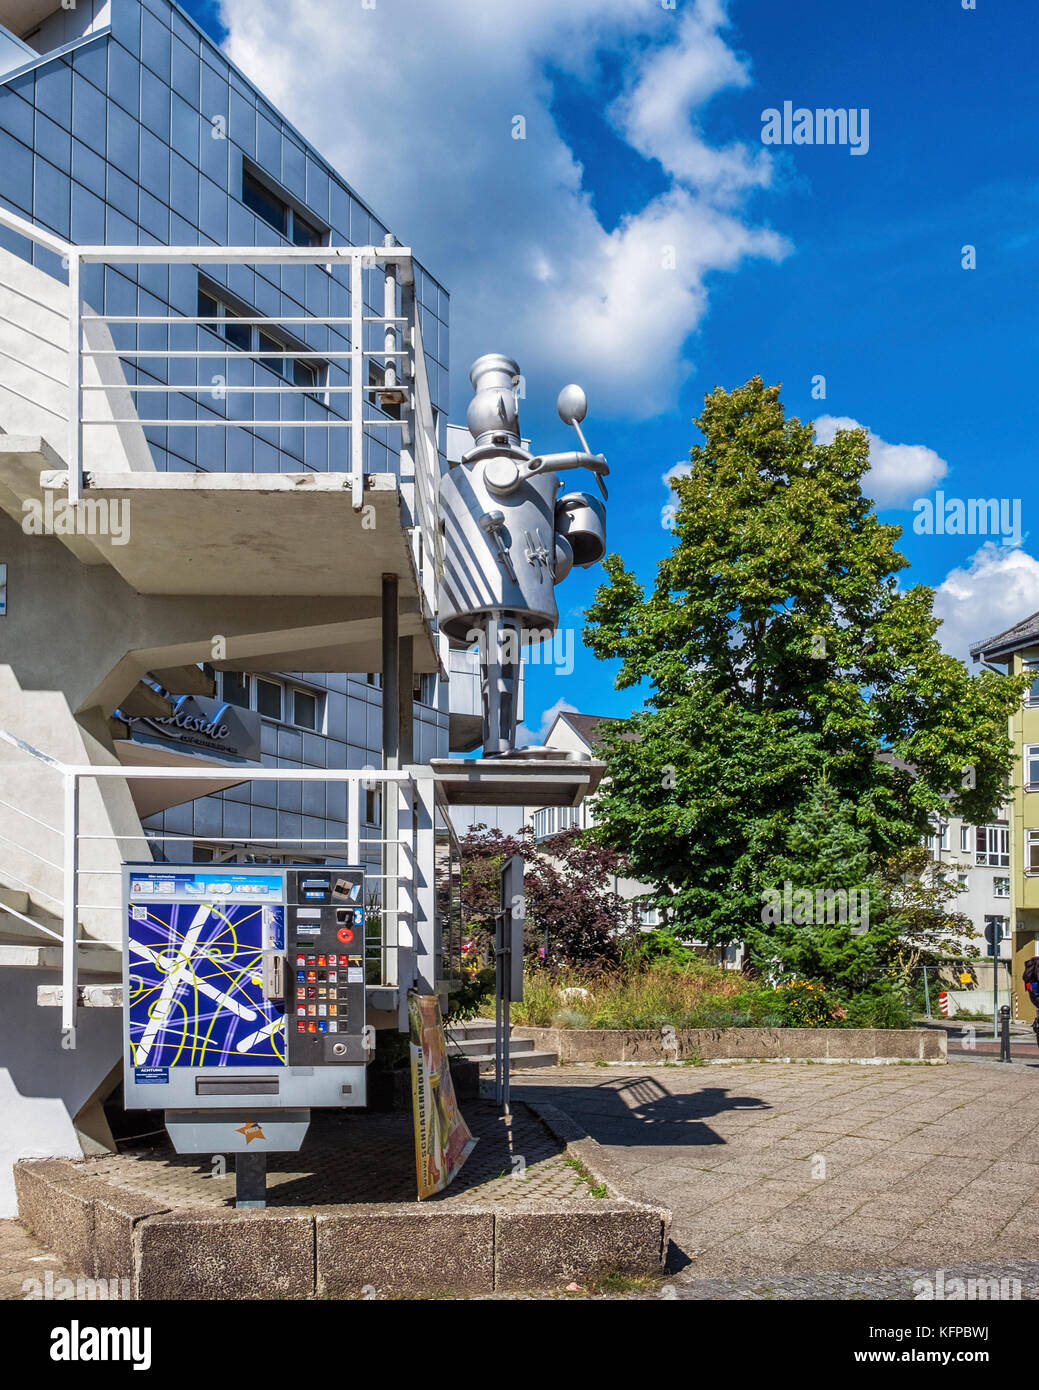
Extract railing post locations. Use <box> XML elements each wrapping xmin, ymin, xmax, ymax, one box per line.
<box><xmin>347</xmin><ymin>776</ymin><xmax>360</xmax><ymax>867</ymax></box>
<box><xmin>350</xmin><ymin>252</ymin><xmax>364</xmax><ymax>510</ymax></box>
<box><xmin>61</xmin><ymin>771</ymin><xmax>79</xmax><ymax>1049</ymax></box>
<box><xmin>67</xmin><ymin>251</ymin><xmax>82</xmax><ymax>504</ymax></box>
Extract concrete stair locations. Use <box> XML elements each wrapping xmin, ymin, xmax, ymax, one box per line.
<box><xmin>445</xmin><ymin>1018</ymin><xmax>557</xmax><ymax>1070</ymax></box>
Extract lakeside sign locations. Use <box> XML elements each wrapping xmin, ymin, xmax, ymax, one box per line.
<box><xmin>121</xmin><ymin>694</ymin><xmax>261</xmax><ymax>763</ymax></box>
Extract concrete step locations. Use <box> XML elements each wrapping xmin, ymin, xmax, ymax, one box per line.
<box><xmin>468</xmin><ymin>1050</ymin><xmax>558</xmax><ymax>1070</ymax></box>
<box><xmin>445</xmin><ymin>1035</ymin><xmax>539</xmax><ymax>1058</ymax></box>
<box><xmin>0</xmin><ymin>886</ymin><xmax>30</xmax><ymax>917</ymax></box>
<box><xmin>445</xmin><ymin>1019</ymin><xmax>497</xmax><ymax>1039</ymax></box>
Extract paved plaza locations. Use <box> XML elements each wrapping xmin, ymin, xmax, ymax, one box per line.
<box><xmin>513</xmin><ymin>1057</ymin><xmax>1039</xmax><ymax>1285</ymax></box>
<box><xmin>5</xmin><ymin>1057</ymin><xmax>1039</xmax><ymax>1299</ymax></box>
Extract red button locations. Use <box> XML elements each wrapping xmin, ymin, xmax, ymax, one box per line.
<box><xmin>337</xmin><ymin>926</ymin><xmax>354</xmax><ymax>944</ymax></box>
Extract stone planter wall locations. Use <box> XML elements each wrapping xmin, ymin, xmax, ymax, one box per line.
<box><xmin>510</xmin><ymin>1026</ymin><xmax>946</xmax><ymax>1064</ymax></box>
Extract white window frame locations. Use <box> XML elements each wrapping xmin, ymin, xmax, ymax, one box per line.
<box><xmin>220</xmin><ymin>671</ymin><xmax>325</xmax><ymax>733</ymax></box>
<box><xmin>977</xmin><ymin>823</ymin><xmax>1010</xmax><ymax>868</ymax></box>
<box><xmin>1027</xmin><ymin>829</ymin><xmax>1039</xmax><ymax>876</ymax></box>
<box><xmin>1026</xmin><ymin>744</ymin><xmax>1039</xmax><ymax>790</ymax></box>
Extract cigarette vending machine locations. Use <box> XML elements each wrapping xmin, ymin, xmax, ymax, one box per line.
<box><xmin>122</xmin><ymin>863</ymin><xmax>368</xmax><ymax>1204</ymax></box>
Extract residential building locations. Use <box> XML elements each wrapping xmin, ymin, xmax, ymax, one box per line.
<box><xmin>971</xmin><ymin>609</ymin><xmax>1039</xmax><ymax>1019</ymax></box>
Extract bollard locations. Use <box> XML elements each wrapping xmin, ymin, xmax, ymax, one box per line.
<box><xmin>1000</xmin><ymin>1004</ymin><xmax>1012</xmax><ymax>1063</ymax></box>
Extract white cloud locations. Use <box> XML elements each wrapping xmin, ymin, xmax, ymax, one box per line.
<box><xmin>814</xmin><ymin>415</ymin><xmax>948</xmax><ymax>508</ymax></box>
<box><xmin>219</xmin><ymin>0</ymin><xmax>789</xmax><ymax>419</ymax></box>
<box><xmin>933</xmin><ymin>543</ymin><xmax>1039</xmax><ymax>665</ymax></box>
<box><xmin>608</xmin><ymin>0</ymin><xmax>771</xmax><ymax>199</ymax></box>
<box><xmin>661</xmin><ymin>460</ymin><xmax>692</xmax><ymax>528</ymax></box>
<box><xmin>516</xmin><ymin>697</ymin><xmax>578</xmax><ymax>749</ymax></box>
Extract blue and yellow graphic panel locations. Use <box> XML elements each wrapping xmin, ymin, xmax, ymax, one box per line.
<box><xmin>127</xmin><ymin>871</ymin><xmax>286</xmax><ymax>1069</ymax></box>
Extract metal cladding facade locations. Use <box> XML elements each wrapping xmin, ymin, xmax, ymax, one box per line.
<box><xmin>0</xmin><ymin>0</ymin><xmax>451</xmax><ymax>867</ymax></box>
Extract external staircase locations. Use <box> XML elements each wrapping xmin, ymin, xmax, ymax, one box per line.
<box><xmin>445</xmin><ymin>1019</ymin><xmax>558</xmax><ymax>1070</ymax></box>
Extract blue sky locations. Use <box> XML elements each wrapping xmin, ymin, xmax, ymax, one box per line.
<box><xmin>180</xmin><ymin>0</ymin><xmax>1039</xmax><ymax>739</ymax></box>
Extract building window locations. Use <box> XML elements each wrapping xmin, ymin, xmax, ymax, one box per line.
<box><xmin>220</xmin><ymin>672</ymin><xmax>322</xmax><ymax>731</ymax></box>
<box><xmin>222</xmin><ymin>671</ymin><xmax>250</xmax><ymax>709</ymax></box>
<box><xmin>956</xmin><ymin>872</ymin><xmax>969</xmax><ymax>891</ymax></box>
<box><xmin>960</xmin><ymin>824</ymin><xmax>972</xmax><ymax>853</ymax></box>
<box><xmin>532</xmin><ymin>805</ymin><xmax>583</xmax><ymax>840</ymax></box>
<box><xmin>977</xmin><ymin>824</ymin><xmax>1010</xmax><ymax>867</ymax></box>
<box><xmin>255</xmin><ymin>678</ymin><xmax>282</xmax><ymax>720</ymax></box>
<box><xmin>925</xmin><ymin>820</ymin><xmax>949</xmax><ymax>853</ymax></box>
<box><xmin>638</xmin><ymin>904</ymin><xmax>661</xmax><ymax>928</ymax></box>
<box><xmin>413</xmin><ymin>672</ymin><xmax>436</xmax><ymax>707</ymax></box>
<box><xmin>366</xmin><ymin>673</ymin><xmax>382</xmax><ymax>689</ymax></box>
<box><xmin>1025</xmin><ymin>663</ymin><xmax>1039</xmax><ymax>707</ymax></box>
<box><xmin>1027</xmin><ymin>745</ymin><xmax>1039</xmax><ymax>789</ymax></box>
<box><xmin>242</xmin><ymin>164</ymin><xmax>327</xmax><ymax>247</ymax></box>
<box><xmin>994</xmin><ymin>876</ymin><xmax>1010</xmax><ymax>898</ymax></box>
<box><xmin>1028</xmin><ymin>830</ymin><xmax>1039</xmax><ymax>875</ymax></box>
<box><xmin>365</xmin><ymin>788</ymin><xmax>382</xmax><ymax>825</ymax></box>
<box><xmin>292</xmin><ymin>688</ymin><xmax>318</xmax><ymax>731</ymax></box>
<box><xmin>198</xmin><ymin>279</ymin><xmax>325</xmax><ymax>393</ymax></box>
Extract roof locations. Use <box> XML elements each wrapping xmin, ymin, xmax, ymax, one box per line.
<box><xmin>555</xmin><ymin>712</ymin><xmax>622</xmax><ymax>749</ymax></box>
<box><xmin>970</xmin><ymin>610</ymin><xmax>1039</xmax><ymax>664</ymax></box>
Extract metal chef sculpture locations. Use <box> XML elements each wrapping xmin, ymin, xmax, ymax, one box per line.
<box><xmin>438</xmin><ymin>353</ymin><xmax>609</xmax><ymax>757</ymax></box>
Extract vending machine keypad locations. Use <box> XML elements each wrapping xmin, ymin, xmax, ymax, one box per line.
<box><xmin>285</xmin><ymin>869</ymin><xmax>367</xmax><ymax>1065</ymax></box>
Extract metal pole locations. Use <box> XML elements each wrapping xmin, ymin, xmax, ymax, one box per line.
<box><xmin>68</xmin><ymin>252</ymin><xmax>82</xmax><ymax>504</ymax></box>
<box><xmin>398</xmin><ymin>636</ymin><xmax>414</xmax><ymax>765</ymax></box>
<box><xmin>382</xmin><ymin>574</ymin><xmax>399</xmax><ymax>988</ymax></box>
<box><xmin>383</xmin><ymin>234</ymin><xmax>398</xmax><ymax>398</ymax></box>
<box><xmin>235</xmin><ymin>1152</ymin><xmax>267</xmax><ymax>1208</ymax></box>
<box><xmin>1000</xmin><ymin>1004</ymin><xmax>1012</xmax><ymax>1063</ymax></box>
<box><xmin>923</xmin><ymin>966</ymin><xmax>931</xmax><ymax>1019</ymax></box>
<box><xmin>993</xmin><ymin>947</ymin><xmax>999</xmax><ymax>1041</ymax></box>
<box><xmin>61</xmin><ymin>772</ymin><xmax>79</xmax><ymax>1049</ymax></box>
<box><xmin>350</xmin><ymin>254</ymin><xmax>364</xmax><ymax>510</ymax></box>
<box><xmin>503</xmin><ymin>992</ymin><xmax>511</xmax><ymax>1117</ymax></box>
<box><xmin>494</xmin><ymin>911</ymin><xmax>503</xmax><ymax>1106</ymax></box>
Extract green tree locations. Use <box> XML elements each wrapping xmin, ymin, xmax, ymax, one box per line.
<box><xmin>584</xmin><ymin>377</ymin><xmax>1024</xmax><ymax>983</ymax></box>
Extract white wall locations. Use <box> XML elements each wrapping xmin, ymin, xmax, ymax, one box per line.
<box><xmin>0</xmin><ymin>966</ymin><xmax>121</xmax><ymax>1218</ymax></box>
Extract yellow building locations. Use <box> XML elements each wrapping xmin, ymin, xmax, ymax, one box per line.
<box><xmin>972</xmin><ymin>613</ymin><xmax>1039</xmax><ymax>1020</ymax></box>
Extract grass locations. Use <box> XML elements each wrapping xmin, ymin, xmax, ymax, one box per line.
<box><xmin>509</xmin><ymin>960</ymin><xmax>911</xmax><ymax>1030</ymax></box>
<box><xmin>564</xmin><ymin>1155</ymin><xmax>609</xmax><ymax>1198</ymax></box>
<box><xmin>512</xmin><ymin>960</ymin><xmax>776</xmax><ymax>1031</ymax></box>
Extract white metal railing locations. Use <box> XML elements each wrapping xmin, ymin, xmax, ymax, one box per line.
<box><xmin>0</xmin><ymin>205</ymin><xmax>442</xmax><ymax>601</ymax></box>
<box><xmin>0</xmin><ymin>725</ymin><xmax>439</xmax><ymax>1047</ymax></box>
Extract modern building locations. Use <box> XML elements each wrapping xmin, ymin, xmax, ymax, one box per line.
<box><xmin>0</xmin><ymin>0</ymin><xmax>606</xmax><ymax>1214</ymax></box>
<box><xmin>971</xmin><ymin>609</ymin><xmax>1039</xmax><ymax>1020</ymax></box>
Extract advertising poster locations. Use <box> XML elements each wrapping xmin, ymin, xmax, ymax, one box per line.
<box><xmin>408</xmin><ymin>991</ymin><xmax>477</xmax><ymax>1199</ymax></box>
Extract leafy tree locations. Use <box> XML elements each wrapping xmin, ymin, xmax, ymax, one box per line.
<box><xmin>584</xmin><ymin>377</ymin><xmax>1024</xmax><ymax>985</ymax></box>
<box><xmin>750</xmin><ymin>779</ymin><xmax>973</xmax><ymax>993</ymax></box>
<box><xmin>458</xmin><ymin>825</ymin><xmax>635</xmax><ymax>974</ymax></box>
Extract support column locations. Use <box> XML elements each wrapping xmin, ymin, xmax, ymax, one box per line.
<box><xmin>381</xmin><ymin>574</ymin><xmax>399</xmax><ymax>988</ymax></box>
<box><xmin>398</xmin><ymin>636</ymin><xmax>414</xmax><ymax>765</ymax></box>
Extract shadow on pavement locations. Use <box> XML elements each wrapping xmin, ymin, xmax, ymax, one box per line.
<box><xmin>516</xmin><ymin>1073</ymin><xmax>771</xmax><ymax>1148</ymax></box>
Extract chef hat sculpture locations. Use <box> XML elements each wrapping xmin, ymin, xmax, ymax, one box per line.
<box><xmin>438</xmin><ymin>354</ymin><xmax>608</xmax><ymax>757</ymax></box>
